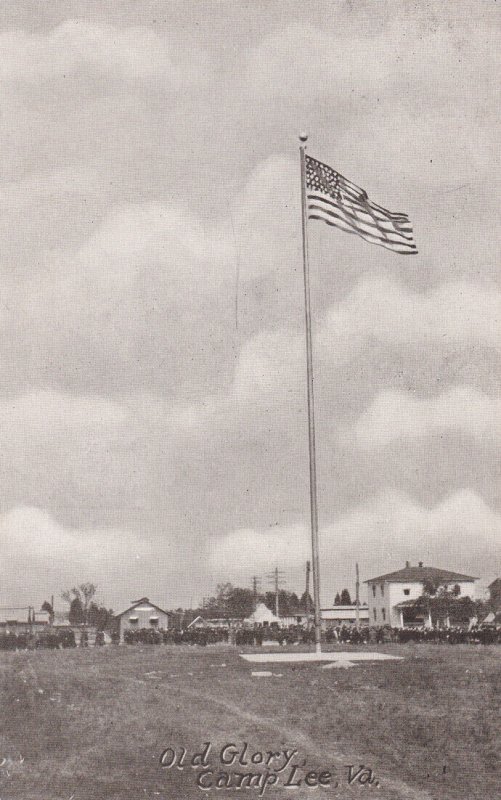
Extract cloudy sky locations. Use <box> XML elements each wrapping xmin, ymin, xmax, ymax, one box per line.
<box><xmin>0</xmin><ymin>1</ymin><xmax>499</xmax><ymax>613</ymax></box>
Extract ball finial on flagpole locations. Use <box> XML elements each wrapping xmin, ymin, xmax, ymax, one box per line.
<box><xmin>299</xmin><ymin>132</ymin><xmax>308</xmax><ymax>143</ymax></box>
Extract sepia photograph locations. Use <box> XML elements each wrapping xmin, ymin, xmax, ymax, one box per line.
<box><xmin>0</xmin><ymin>2</ymin><xmax>499</xmax><ymax>799</ymax></box>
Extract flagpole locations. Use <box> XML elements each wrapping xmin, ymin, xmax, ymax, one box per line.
<box><xmin>299</xmin><ymin>133</ymin><xmax>322</xmax><ymax>654</ymax></box>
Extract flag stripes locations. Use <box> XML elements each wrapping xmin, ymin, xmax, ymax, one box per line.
<box><xmin>305</xmin><ymin>155</ymin><xmax>417</xmax><ymax>255</ymax></box>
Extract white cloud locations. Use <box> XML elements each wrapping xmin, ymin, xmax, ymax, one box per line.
<box><xmin>0</xmin><ymin>167</ymin><xmax>102</xmax><ymax>212</ymax></box>
<box><xmin>355</xmin><ymin>386</ymin><xmax>501</xmax><ymax>448</ymax></box>
<box><xmin>0</xmin><ymin>389</ymin><xmax>168</xmax><ymax>521</ymax></box>
<box><xmin>0</xmin><ymin>21</ymin><xmax>175</xmax><ymax>83</ymax></box>
<box><xmin>246</xmin><ymin>17</ymin><xmax>500</xmax><ymax>104</ymax></box>
<box><xmin>245</xmin><ymin>19</ymin><xmax>500</xmax><ymax>190</ymax></box>
<box><xmin>210</xmin><ymin>490</ymin><xmax>501</xmax><ymax>603</ymax></box>
<box><xmin>223</xmin><ymin>155</ymin><xmax>301</xmax><ymax>281</ymax></box>
<box><xmin>330</xmin><ymin>277</ymin><xmax>501</xmax><ymax>353</ymax></box>
<box><xmin>0</xmin><ymin>6</ymin><xmax>498</xmax><ymax>610</ymax></box>
<box><xmin>210</xmin><ymin>276</ymin><xmax>500</xmax><ymax>420</ymax></box>
<box><xmin>0</xmin><ymin>506</ymin><xmax>149</xmax><ymax>605</ymax></box>
<box><xmin>209</xmin><ymin>523</ymin><xmax>310</xmax><ymax>578</ymax></box>
<box><xmin>158</xmin><ymin>275</ymin><xmax>500</xmax><ymax>458</ymax></box>
<box><xmin>0</xmin><ymin>389</ymin><xmax>129</xmax><ymax>430</ymax></box>
<box><xmin>246</xmin><ymin>23</ymin><xmax>388</xmax><ymax>99</ymax></box>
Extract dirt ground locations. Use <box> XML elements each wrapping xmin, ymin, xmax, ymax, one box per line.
<box><xmin>0</xmin><ymin>643</ymin><xmax>499</xmax><ymax>800</ymax></box>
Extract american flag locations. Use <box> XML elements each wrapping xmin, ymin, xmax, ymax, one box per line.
<box><xmin>305</xmin><ymin>155</ymin><xmax>417</xmax><ymax>255</ymax></box>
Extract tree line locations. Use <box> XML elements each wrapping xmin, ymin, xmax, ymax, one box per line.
<box><xmin>201</xmin><ymin>582</ymin><xmax>313</xmax><ymax>617</ymax></box>
<box><xmin>41</xmin><ymin>583</ymin><xmax>114</xmax><ymax>630</ymax></box>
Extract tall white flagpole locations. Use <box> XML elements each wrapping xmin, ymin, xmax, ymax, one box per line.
<box><xmin>299</xmin><ymin>133</ymin><xmax>322</xmax><ymax>654</ymax></box>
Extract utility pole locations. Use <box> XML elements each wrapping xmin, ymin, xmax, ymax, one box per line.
<box><xmin>355</xmin><ymin>562</ymin><xmax>360</xmax><ymax>629</ymax></box>
<box><xmin>266</xmin><ymin>567</ymin><xmax>285</xmax><ymax>617</ymax></box>
<box><xmin>251</xmin><ymin>576</ymin><xmax>261</xmax><ymax>609</ymax></box>
<box><xmin>305</xmin><ymin>560</ymin><xmax>311</xmax><ymax>631</ymax></box>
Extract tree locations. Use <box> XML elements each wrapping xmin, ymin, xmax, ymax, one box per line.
<box><xmin>69</xmin><ymin>597</ymin><xmax>84</xmax><ymax>625</ymax></box>
<box><xmin>87</xmin><ymin>602</ymin><xmax>114</xmax><ymax>631</ymax></box>
<box><xmin>79</xmin><ymin>583</ymin><xmax>97</xmax><ymax>620</ymax></box>
<box><xmin>422</xmin><ymin>577</ymin><xmax>442</xmax><ymax>597</ymax></box>
<box><xmin>41</xmin><ymin>600</ymin><xmax>54</xmax><ymax>622</ymax></box>
<box><xmin>226</xmin><ymin>587</ymin><xmax>255</xmax><ymax>617</ymax></box>
<box><xmin>340</xmin><ymin>589</ymin><xmax>352</xmax><ymax>605</ymax></box>
<box><xmin>299</xmin><ymin>591</ymin><xmax>313</xmax><ymax>610</ymax></box>
<box><xmin>203</xmin><ymin>583</ymin><xmax>234</xmax><ymax>614</ymax></box>
<box><xmin>334</xmin><ymin>592</ymin><xmax>341</xmax><ymax>605</ymax></box>
<box><xmin>61</xmin><ymin>584</ymin><xmax>97</xmax><ymax>623</ymax></box>
<box><xmin>263</xmin><ymin>590</ymin><xmax>300</xmax><ymax>616</ymax></box>
<box><xmin>418</xmin><ymin>585</ymin><xmax>483</xmax><ymax>627</ymax></box>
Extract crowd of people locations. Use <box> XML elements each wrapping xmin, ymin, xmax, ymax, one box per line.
<box><xmin>0</xmin><ymin>628</ymin><xmax>109</xmax><ymax>649</ymax></box>
<box><xmin>123</xmin><ymin>626</ymin><xmax>230</xmax><ymax>646</ymax></box>
<box><xmin>0</xmin><ymin>629</ymin><xmax>77</xmax><ymax>649</ymax></box>
<box><xmin>1</xmin><ymin>621</ymin><xmax>499</xmax><ymax>650</ymax></box>
<box><xmin>122</xmin><ymin>622</ymin><xmax>501</xmax><ymax>647</ymax></box>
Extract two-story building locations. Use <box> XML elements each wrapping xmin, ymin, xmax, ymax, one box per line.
<box><xmin>365</xmin><ymin>562</ymin><xmax>477</xmax><ymax>628</ymax></box>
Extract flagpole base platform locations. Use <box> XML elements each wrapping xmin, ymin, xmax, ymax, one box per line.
<box><xmin>239</xmin><ymin>652</ymin><xmax>402</xmax><ymax>664</ymax></box>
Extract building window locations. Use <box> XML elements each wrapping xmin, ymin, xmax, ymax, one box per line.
<box><xmin>382</xmin><ymin>608</ymin><xmax>386</xmax><ymax>621</ymax></box>
<box><xmin>380</xmin><ymin>584</ymin><xmax>384</xmax><ymax>596</ymax></box>
<box><xmin>403</xmin><ymin>589</ymin><xmax>410</xmax><ymax>596</ymax></box>
<box><xmin>372</xmin><ymin>585</ymin><xmax>376</xmax><ymax>597</ymax></box>
<box><xmin>129</xmin><ymin>616</ymin><xmax>138</xmax><ymax>625</ymax></box>
<box><xmin>373</xmin><ymin>608</ymin><xmax>377</xmax><ymax>621</ymax></box>
<box><xmin>149</xmin><ymin>617</ymin><xmax>159</xmax><ymax>626</ymax></box>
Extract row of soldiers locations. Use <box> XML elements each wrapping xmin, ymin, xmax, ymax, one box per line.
<box><xmin>0</xmin><ymin>629</ymin><xmax>77</xmax><ymax>649</ymax></box>
<box><xmin>232</xmin><ymin>623</ymin><xmax>501</xmax><ymax>646</ymax></box>
<box><xmin>123</xmin><ymin>627</ymin><xmax>230</xmax><ymax>646</ymax></box>
<box><xmin>323</xmin><ymin>624</ymin><xmax>501</xmax><ymax>645</ymax></box>
<box><xmin>2</xmin><ymin>623</ymin><xmax>499</xmax><ymax>650</ymax></box>
<box><xmin>0</xmin><ymin>629</ymin><xmax>110</xmax><ymax>649</ymax></box>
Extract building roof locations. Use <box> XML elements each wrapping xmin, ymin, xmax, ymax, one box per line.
<box><xmin>0</xmin><ymin>607</ymin><xmax>50</xmax><ymax>624</ymax></box>
<box><xmin>488</xmin><ymin>578</ymin><xmax>501</xmax><ymax>589</ymax></box>
<box><xmin>394</xmin><ymin>599</ymin><xmax>426</xmax><ymax>609</ymax></box>
<box><xmin>365</xmin><ymin>565</ymin><xmax>477</xmax><ymax>584</ymax></box>
<box><xmin>0</xmin><ymin>607</ymin><xmax>29</xmax><ymax>624</ymax></box>
<box><xmin>321</xmin><ymin>605</ymin><xmax>369</xmax><ymax>620</ymax></box>
<box><xmin>115</xmin><ymin>597</ymin><xmax>170</xmax><ymax>619</ymax></box>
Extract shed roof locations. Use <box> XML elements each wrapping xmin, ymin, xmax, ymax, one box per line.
<box><xmin>115</xmin><ymin>598</ymin><xmax>169</xmax><ymax>619</ymax></box>
<box><xmin>321</xmin><ymin>605</ymin><xmax>369</xmax><ymax>619</ymax></box>
<box><xmin>244</xmin><ymin>602</ymin><xmax>280</xmax><ymax>625</ymax></box>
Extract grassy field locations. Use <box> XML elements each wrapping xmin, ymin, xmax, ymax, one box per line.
<box><xmin>0</xmin><ymin>643</ymin><xmax>499</xmax><ymax>800</ymax></box>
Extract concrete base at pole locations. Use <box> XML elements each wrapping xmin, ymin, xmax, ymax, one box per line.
<box><xmin>239</xmin><ymin>652</ymin><xmax>402</xmax><ymax>664</ymax></box>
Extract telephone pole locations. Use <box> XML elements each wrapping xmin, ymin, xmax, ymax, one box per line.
<box><xmin>355</xmin><ymin>562</ymin><xmax>360</xmax><ymax>629</ymax></box>
<box><xmin>251</xmin><ymin>576</ymin><xmax>261</xmax><ymax>609</ymax></box>
<box><xmin>305</xmin><ymin>560</ymin><xmax>311</xmax><ymax>631</ymax></box>
<box><xmin>266</xmin><ymin>567</ymin><xmax>285</xmax><ymax>617</ymax></box>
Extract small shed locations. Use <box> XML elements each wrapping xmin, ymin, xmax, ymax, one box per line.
<box><xmin>321</xmin><ymin>605</ymin><xmax>370</xmax><ymax>628</ymax></box>
<box><xmin>0</xmin><ymin>607</ymin><xmax>50</xmax><ymax>633</ymax></box>
<box><xmin>115</xmin><ymin>598</ymin><xmax>170</xmax><ymax>640</ymax></box>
